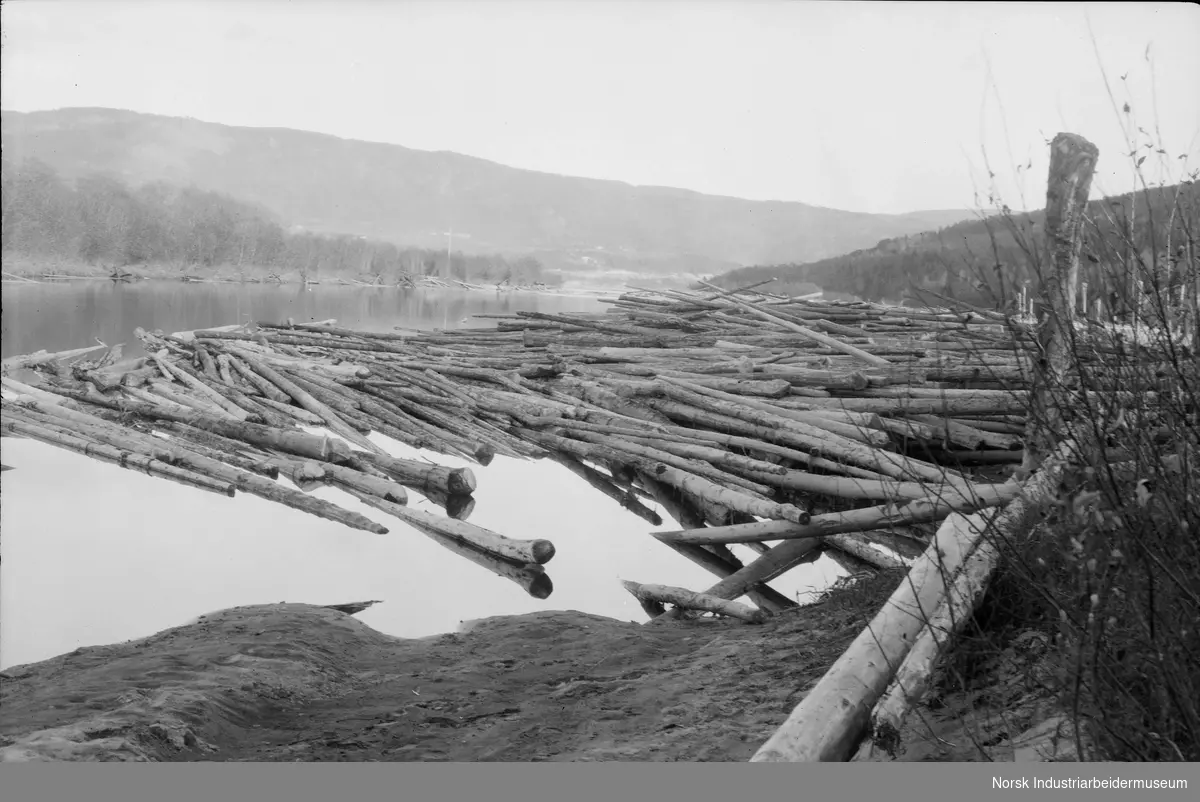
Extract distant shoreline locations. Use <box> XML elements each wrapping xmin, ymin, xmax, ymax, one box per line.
<box><xmin>1</xmin><ymin>256</ymin><xmax>629</xmax><ymax>298</ymax></box>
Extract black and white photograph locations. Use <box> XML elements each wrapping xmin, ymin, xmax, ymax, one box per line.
<box><xmin>1</xmin><ymin>0</ymin><xmax>1197</xmax><ymax>772</ymax></box>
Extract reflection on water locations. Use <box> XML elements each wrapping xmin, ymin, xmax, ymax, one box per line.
<box><xmin>0</xmin><ymin>281</ymin><xmax>842</xmax><ymax>669</ymax></box>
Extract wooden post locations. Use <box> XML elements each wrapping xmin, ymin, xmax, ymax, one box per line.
<box><xmin>1024</xmin><ymin>132</ymin><xmax>1098</xmax><ymax>470</ymax></box>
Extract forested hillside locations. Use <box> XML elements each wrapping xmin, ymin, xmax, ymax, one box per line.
<box><xmin>711</xmin><ymin>179</ymin><xmax>1199</xmax><ymax>310</ymax></box>
<box><xmin>1</xmin><ymin>158</ymin><xmax>553</xmax><ymax>285</ymax></box>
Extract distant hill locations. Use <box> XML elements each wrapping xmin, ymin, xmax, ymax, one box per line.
<box><xmin>0</xmin><ymin>108</ymin><xmax>972</xmax><ymax>277</ymax></box>
<box><xmin>710</xmin><ymin>179</ymin><xmax>1199</xmax><ymax>309</ymax></box>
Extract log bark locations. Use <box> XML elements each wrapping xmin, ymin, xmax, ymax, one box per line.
<box><xmin>549</xmin><ymin>453</ymin><xmax>663</xmax><ymax>526</ymax></box>
<box><xmin>1024</xmin><ymin>133</ymin><xmax>1099</xmax><ymax>472</ymax></box>
<box><xmin>750</xmin><ymin>509</ymin><xmax>993</xmax><ymax>762</ymax></box>
<box><xmin>621</xmin><ymin>580</ymin><xmax>769</xmax><ymax>624</ymax></box>
<box><xmin>650</xmin><ymin>535</ymin><xmax>824</xmax><ymax>623</ymax></box>
<box><xmin>269</xmin><ymin>453</ymin><xmax>410</xmax><ymax>505</ymax></box>
<box><xmin>635</xmin><ymin>472</ymin><xmax>794</xmax><ymax>614</ymax></box>
<box><xmin>697</xmin><ymin>280</ymin><xmax>894</xmax><ymax>368</ymax></box>
<box><xmin>146</xmin><ymin>379</ymin><xmax>234</xmax><ymax>418</ymax></box>
<box><xmin>853</xmin><ymin>535</ymin><xmax>999</xmax><ymax>760</ymax></box>
<box><xmin>355</xmin><ymin>451</ymin><xmax>477</xmax><ymax>496</ymax></box>
<box><xmin>32</xmin><ymin>383</ymin><xmax>354</xmax><ymax>463</ymax></box>
<box><xmin>824</xmin><ymin>531</ymin><xmax>918</xmax><ymax>570</ymax></box>
<box><xmin>153</xmin><ymin>353</ymin><xmax>250</xmax><ymax>421</ymax></box>
<box><xmin>562</xmin><ymin>429</ymin><xmax>778</xmax><ymax>497</ymax></box>
<box><xmin>350</xmin><ymin>492</ymin><xmax>555</xmax><ymax>566</ymax></box>
<box><xmin>226</xmin><ymin>354</ymin><xmax>292</xmax><ymax>403</ymax></box>
<box><xmin>1</xmin><ymin>410</ymin><xmax>237</xmax><ymax>497</ymax></box>
<box><xmin>2</xmin><ymin>344</ymin><xmax>108</xmax><ymax>372</ymax></box>
<box><xmin>853</xmin><ymin>440</ymin><xmax>1077</xmax><ymax>759</ymax></box>
<box><xmin>643</xmin><ymin>396</ymin><xmax>963</xmax><ymax>486</ymax></box>
<box><xmin>521</xmin><ymin>429</ymin><xmax>809</xmax><ymax>523</ymax></box>
<box><xmin>654</xmin><ymin>482</ymin><xmax>1020</xmax><ymax>545</ymax></box>
<box><xmin>9</xmin><ymin>396</ymin><xmax>389</xmax><ymax>534</ymax></box>
<box><xmin>233</xmin><ymin>350</ymin><xmax>384</xmax><ymax>454</ymax></box>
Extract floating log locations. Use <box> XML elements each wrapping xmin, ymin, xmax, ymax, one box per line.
<box><xmin>155</xmin><ymin>354</ymin><xmax>250</xmax><ymax>420</ymax></box>
<box><xmin>636</xmin><ymin>472</ymin><xmax>795</xmax><ymax>614</ymax></box>
<box><xmin>343</xmin><ymin>490</ymin><xmax>552</xmax><ymax>599</ymax></box>
<box><xmin>145</xmin><ymin>379</ymin><xmax>235</xmax><ymax>418</ymax></box>
<box><xmin>269</xmin><ymin>453</ymin><xmax>409</xmax><ymax>505</ymax></box>
<box><xmin>621</xmin><ymin>580</ymin><xmax>769</xmax><ymax>624</ymax></box>
<box><xmin>38</xmin><ymin>384</ymin><xmax>353</xmax><ymax>463</ymax></box>
<box><xmin>2</xmin><ymin>344</ymin><xmax>109</xmax><ymax>372</ymax></box>
<box><xmin>10</xmin><ymin>397</ymin><xmax>389</xmax><ymax>534</ymax></box>
<box><xmin>230</xmin><ymin>350</ymin><xmax>384</xmax><ymax>454</ymax></box>
<box><xmin>225</xmin><ymin>354</ymin><xmax>293</xmax><ymax>403</ymax></box>
<box><xmin>354</xmin><ymin>451</ymin><xmax>477</xmax><ymax>496</ymax></box>
<box><xmin>562</xmin><ymin>428</ymin><xmax>778</xmax><ymax>497</ymax></box>
<box><xmin>522</xmin><ymin>429</ymin><xmax>809</xmax><ymax>524</ymax></box>
<box><xmin>349</xmin><ymin>492</ymin><xmax>554</xmax><ymax>565</ymax></box>
<box><xmin>549</xmin><ymin>453</ymin><xmax>663</xmax><ymax>526</ymax></box>
<box><xmin>415</xmin><ymin>486</ymin><xmax>477</xmax><ymax>520</ymax></box>
<box><xmin>0</xmin><ymin>411</ymin><xmax>237</xmax><ymax>498</ymax></box>
<box><xmin>696</xmin><ymin>280</ymin><xmax>894</xmax><ymax>368</ymax></box>
<box><xmin>650</xmin><ymin>535</ymin><xmax>825</xmax><ymax>625</ymax></box>
<box><xmin>653</xmin><ymin>482</ymin><xmax>1021</xmax><ymax>545</ymax></box>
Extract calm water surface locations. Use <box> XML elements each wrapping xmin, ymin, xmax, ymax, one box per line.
<box><xmin>0</xmin><ymin>281</ymin><xmax>841</xmax><ymax>668</ymax></box>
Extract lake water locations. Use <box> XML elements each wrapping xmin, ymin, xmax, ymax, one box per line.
<box><xmin>0</xmin><ymin>280</ymin><xmax>842</xmax><ymax>669</ymax></box>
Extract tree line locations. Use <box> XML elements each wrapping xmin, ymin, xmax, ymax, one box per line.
<box><xmin>1</xmin><ymin>158</ymin><xmax>556</xmax><ymax>285</ymax></box>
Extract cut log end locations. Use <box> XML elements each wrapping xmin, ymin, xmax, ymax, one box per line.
<box><xmin>448</xmin><ymin>467</ymin><xmax>478</xmax><ymax>495</ymax></box>
<box><xmin>528</xmin><ymin>572</ymin><xmax>554</xmax><ymax>600</ymax></box>
<box><xmin>443</xmin><ymin>493</ymin><xmax>476</xmax><ymax>520</ymax></box>
<box><xmin>529</xmin><ymin>539</ymin><xmax>557</xmax><ymax>565</ymax></box>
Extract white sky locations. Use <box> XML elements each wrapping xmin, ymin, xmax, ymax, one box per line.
<box><xmin>2</xmin><ymin>0</ymin><xmax>1198</xmax><ymax>214</ymax></box>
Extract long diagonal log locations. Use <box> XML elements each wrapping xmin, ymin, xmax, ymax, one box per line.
<box><xmin>347</xmin><ymin>491</ymin><xmax>554</xmax><ymax>565</ymax></box>
<box><xmin>636</xmin><ymin>472</ymin><xmax>796</xmax><ymax>614</ymax></box>
<box><xmin>750</xmin><ymin>509</ymin><xmax>991</xmax><ymax>762</ymax></box>
<box><xmin>752</xmin><ymin>440</ymin><xmax>1077</xmax><ymax>762</ymax></box>
<box><xmin>153</xmin><ymin>353</ymin><xmax>250</xmax><ymax>421</ymax></box>
<box><xmin>642</xmin><ymin>397</ymin><xmax>968</xmax><ymax>486</ymax></box>
<box><xmin>229</xmin><ymin>349</ymin><xmax>384</xmax><ymax>454</ymax></box>
<box><xmin>550</xmin><ymin>453</ymin><xmax>663</xmax><ymax>526</ymax></box>
<box><xmin>2</xmin><ymin>344</ymin><xmax>109</xmax><ymax>372</ymax></box>
<box><xmin>620</xmin><ymin>580</ymin><xmax>768</xmax><ymax>624</ymax></box>
<box><xmin>696</xmin><ymin>280</ymin><xmax>893</xmax><ymax>368</ymax></box>
<box><xmin>267</xmin><ymin>453</ymin><xmax>410</xmax><ymax>505</ymax></box>
<box><xmin>852</xmin><ymin>441</ymin><xmax>1078</xmax><ymax>760</ymax></box>
<box><xmin>653</xmin><ymin>483</ymin><xmax>1021</xmax><ymax>545</ymax></box>
<box><xmin>36</xmin><ymin>384</ymin><xmax>352</xmax><ymax>462</ymax></box>
<box><xmin>562</xmin><ymin>429</ymin><xmax>778</xmax><ymax>497</ymax></box>
<box><xmin>1</xmin><ymin>411</ymin><xmax>236</xmax><ymax>497</ymax></box>
<box><xmin>521</xmin><ymin>429</ymin><xmax>809</xmax><ymax>523</ymax></box>
<box><xmin>6</xmin><ymin>394</ymin><xmax>388</xmax><ymax>534</ymax></box>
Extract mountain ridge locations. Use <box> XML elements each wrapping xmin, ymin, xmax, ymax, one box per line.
<box><xmin>1</xmin><ymin>107</ymin><xmax>973</xmax><ymax>273</ymax></box>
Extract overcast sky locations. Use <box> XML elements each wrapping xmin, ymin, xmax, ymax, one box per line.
<box><xmin>2</xmin><ymin>1</ymin><xmax>1197</xmax><ymax>214</ymax></box>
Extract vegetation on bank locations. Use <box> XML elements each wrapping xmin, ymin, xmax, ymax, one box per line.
<box><xmin>1</xmin><ymin>158</ymin><xmax>559</xmax><ymax>286</ymax></box>
<box><xmin>713</xmin><ymin>179</ymin><xmax>1198</xmax><ymax>312</ymax></box>
<box><xmin>913</xmin><ymin>116</ymin><xmax>1196</xmax><ymax>760</ymax></box>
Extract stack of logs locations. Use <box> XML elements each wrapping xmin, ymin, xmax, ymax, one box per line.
<box><xmin>5</xmin><ymin>280</ymin><xmax>1156</xmax><ymax>611</ymax></box>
